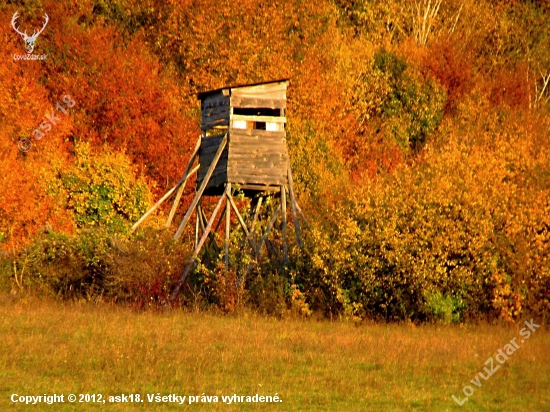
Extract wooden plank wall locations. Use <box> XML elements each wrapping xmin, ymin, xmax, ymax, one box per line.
<box><xmin>230</xmin><ymin>82</ymin><xmax>287</xmax><ymax>109</ymax></box>
<box><xmin>227</xmin><ymin>129</ymin><xmax>288</xmax><ymax>186</ymax></box>
<box><xmin>201</xmin><ymin>91</ymin><xmax>230</xmax><ymax>131</ymax></box>
<box><xmin>198</xmin><ymin>81</ymin><xmax>290</xmax><ymax>190</ymax></box>
<box><xmin>197</xmin><ymin>134</ymin><xmax>228</xmax><ymax>189</ymax></box>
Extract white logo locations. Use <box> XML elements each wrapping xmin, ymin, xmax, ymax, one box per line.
<box><xmin>11</xmin><ymin>11</ymin><xmax>49</xmax><ymax>54</ymax></box>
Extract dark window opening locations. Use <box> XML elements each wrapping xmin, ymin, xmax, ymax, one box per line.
<box><xmin>233</xmin><ymin>107</ymin><xmax>281</xmax><ymax>117</ymax></box>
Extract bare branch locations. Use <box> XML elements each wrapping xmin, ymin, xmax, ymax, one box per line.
<box><xmin>413</xmin><ymin>0</ymin><xmax>443</xmax><ymax>47</ymax></box>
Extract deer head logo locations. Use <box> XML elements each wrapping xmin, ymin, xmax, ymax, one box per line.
<box><xmin>11</xmin><ymin>11</ymin><xmax>49</xmax><ymax>54</ymax></box>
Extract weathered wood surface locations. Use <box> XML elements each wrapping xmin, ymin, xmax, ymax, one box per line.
<box><xmin>228</xmin><ymin>174</ymin><xmax>287</xmax><ymax>186</ymax></box>
<box><xmin>238</xmin><ymin>184</ymin><xmax>281</xmax><ymax>192</ymax></box>
<box><xmin>174</xmin><ymin>135</ymin><xmax>228</xmax><ymax>240</ymax></box>
<box><xmin>230</xmin><ymin>97</ymin><xmax>285</xmax><ymax>109</ymax></box>
<box><xmin>201</xmin><ymin>93</ymin><xmax>231</xmax><ymax>129</ymax></box>
<box><xmin>229</xmin><ymin>131</ymin><xmax>287</xmax><ymax>156</ymax></box>
<box><xmin>230</xmin><ymin>143</ymin><xmax>287</xmax><ymax>154</ymax></box>
<box><xmin>229</xmin><ymin>139</ymin><xmax>287</xmax><ymax>150</ymax></box>
<box><xmin>287</xmin><ymin>163</ymin><xmax>303</xmax><ymax>246</ymax></box>
<box><xmin>131</xmin><ymin>165</ymin><xmax>199</xmax><ymax>233</ymax></box>
<box><xmin>227</xmin><ymin>128</ymin><xmax>289</xmax><ymax>185</ymax></box>
<box><xmin>230</xmin><ymin>82</ymin><xmax>287</xmax><ymax>102</ymax></box>
<box><xmin>201</xmin><ymin>134</ymin><xmax>226</xmax><ymax>148</ymax></box>
<box><xmin>230</xmin><ymin>129</ymin><xmax>285</xmax><ymax>138</ymax></box>
<box><xmin>165</xmin><ymin>137</ymin><xmax>202</xmax><ymax>228</ymax></box>
<box><xmin>201</xmin><ymin>142</ymin><xmax>227</xmax><ymax>156</ymax></box>
<box><xmin>197</xmin><ymin>126</ymin><xmax>290</xmax><ymax>188</ymax></box>
<box><xmin>169</xmin><ymin>186</ymin><xmax>229</xmax><ymax>302</ymax></box>
<box><xmin>194</xmin><ymin>80</ymin><xmax>293</xmax><ymax>192</ymax></box>
<box><xmin>198</xmin><ymin>133</ymin><xmax>229</xmax><ymax>188</ymax></box>
<box><xmin>197</xmin><ymin>155</ymin><xmax>228</xmax><ymax>184</ymax></box>
<box><xmin>229</xmin><ymin>151</ymin><xmax>287</xmax><ymax>164</ymax></box>
<box><xmin>202</xmin><ymin>107</ymin><xmax>229</xmax><ymax>126</ymax></box>
<box><xmin>228</xmin><ymin>163</ymin><xmax>287</xmax><ymax>176</ymax></box>
<box><xmin>231</xmin><ymin>114</ymin><xmax>286</xmax><ymax>124</ymax></box>
<box><xmin>202</xmin><ymin>118</ymin><xmax>229</xmax><ymax>131</ymax></box>
<box><xmin>207</xmin><ymin>172</ymin><xmax>230</xmax><ymax>189</ymax></box>
<box><xmin>201</xmin><ymin>91</ymin><xmax>230</xmax><ymax>110</ymax></box>
<box><xmin>224</xmin><ymin>183</ymin><xmax>231</xmax><ymax>270</ymax></box>
<box><xmin>226</xmin><ymin>192</ymin><xmax>256</xmax><ymax>250</ymax></box>
<box><xmin>281</xmin><ymin>185</ymin><xmax>288</xmax><ymax>266</ymax></box>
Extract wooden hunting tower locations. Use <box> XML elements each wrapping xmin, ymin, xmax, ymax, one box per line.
<box><xmin>131</xmin><ymin>80</ymin><xmax>305</xmax><ymax>303</ymax></box>
<box><xmin>197</xmin><ymin>80</ymin><xmax>289</xmax><ymax>194</ymax></box>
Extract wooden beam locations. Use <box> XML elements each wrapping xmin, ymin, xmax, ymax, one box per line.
<box><xmin>166</xmin><ymin>137</ymin><xmax>202</xmax><ymax>228</ymax></box>
<box><xmin>130</xmin><ymin>183</ymin><xmax>178</xmax><ymax>234</ymax></box>
<box><xmin>169</xmin><ymin>186</ymin><xmax>229</xmax><ymax>302</ymax></box>
<box><xmin>230</xmin><ymin>97</ymin><xmax>286</xmax><ymax>109</ymax></box>
<box><xmin>281</xmin><ymin>185</ymin><xmax>288</xmax><ymax>267</ymax></box>
<box><xmin>194</xmin><ymin>206</ymin><xmax>199</xmax><ymax>250</ymax></box>
<box><xmin>225</xmin><ymin>183</ymin><xmax>231</xmax><ymax>270</ymax></box>
<box><xmin>256</xmin><ymin>203</ymin><xmax>281</xmax><ymax>256</ymax></box>
<box><xmin>130</xmin><ymin>162</ymin><xmax>200</xmax><ymax>234</ymax></box>
<box><xmin>249</xmin><ymin>196</ymin><xmax>263</xmax><ymax>241</ymax></box>
<box><xmin>174</xmin><ymin>135</ymin><xmax>228</xmax><ymax>240</ymax></box>
<box><xmin>287</xmin><ymin>163</ymin><xmax>303</xmax><ymax>246</ymax></box>
<box><xmin>242</xmin><ymin>200</ymin><xmax>282</xmax><ymax>277</ymax></box>
<box><xmin>203</xmin><ymin>204</ymin><xmax>222</xmax><ymax>256</ymax></box>
<box><xmin>295</xmin><ymin>202</ymin><xmax>308</xmax><ymax>226</ymax></box>
<box><xmin>201</xmin><ymin>118</ymin><xmax>230</xmax><ymax>131</ymax></box>
<box><xmin>237</xmin><ymin>184</ymin><xmax>281</xmax><ymax>193</ymax></box>
<box><xmin>226</xmin><ymin>192</ymin><xmax>256</xmax><ymax>251</ymax></box>
<box><xmin>197</xmin><ymin>204</ymin><xmax>214</xmax><ymax>265</ymax></box>
<box><xmin>266</xmin><ymin>238</ymin><xmax>280</xmax><ymax>263</ymax></box>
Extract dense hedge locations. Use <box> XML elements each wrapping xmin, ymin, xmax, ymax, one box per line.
<box><xmin>1</xmin><ymin>0</ymin><xmax>549</xmax><ymax>322</ymax></box>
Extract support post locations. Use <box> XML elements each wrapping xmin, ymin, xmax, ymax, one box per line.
<box><xmin>287</xmin><ymin>163</ymin><xmax>303</xmax><ymax>246</ymax></box>
<box><xmin>249</xmin><ymin>196</ymin><xmax>263</xmax><ymax>241</ymax></box>
<box><xmin>256</xmin><ymin>203</ymin><xmax>281</xmax><ymax>256</ymax></box>
<box><xmin>194</xmin><ymin>207</ymin><xmax>199</xmax><ymax>249</ymax></box>
<box><xmin>225</xmin><ymin>183</ymin><xmax>231</xmax><ymax>270</ymax></box>
<box><xmin>281</xmin><ymin>185</ymin><xmax>288</xmax><ymax>266</ymax></box>
<box><xmin>196</xmin><ymin>203</ymin><xmax>212</xmax><ymax>264</ymax></box>
<box><xmin>169</xmin><ymin>186</ymin><xmax>229</xmax><ymax>302</ymax></box>
<box><xmin>203</xmin><ymin>205</ymin><xmax>222</xmax><ymax>256</ymax></box>
<box><xmin>226</xmin><ymin>192</ymin><xmax>256</xmax><ymax>250</ymax></box>
<box><xmin>244</xmin><ymin>202</ymin><xmax>282</xmax><ymax>277</ymax></box>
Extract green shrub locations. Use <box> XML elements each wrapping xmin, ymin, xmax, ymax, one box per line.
<box><xmin>48</xmin><ymin>142</ymin><xmax>152</xmax><ymax>234</ymax></box>
<box><xmin>13</xmin><ymin>230</ymin><xmax>110</xmax><ymax>299</ymax></box>
<box><xmin>423</xmin><ymin>290</ymin><xmax>464</xmax><ymax>324</ymax></box>
<box><xmin>297</xmin><ymin>115</ymin><xmax>550</xmax><ymax>322</ymax></box>
<box><xmin>354</xmin><ymin>49</ymin><xmax>447</xmax><ymax>149</ymax></box>
<box><xmin>9</xmin><ymin>227</ymin><xmax>190</xmax><ymax>306</ymax></box>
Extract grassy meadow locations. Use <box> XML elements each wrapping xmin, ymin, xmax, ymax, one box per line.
<box><xmin>2</xmin><ymin>1</ymin><xmax>550</xmax><ymax>410</ymax></box>
<box><xmin>0</xmin><ymin>294</ymin><xmax>548</xmax><ymax>411</ymax></box>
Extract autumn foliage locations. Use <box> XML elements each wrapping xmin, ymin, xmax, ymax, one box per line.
<box><xmin>1</xmin><ymin>0</ymin><xmax>549</xmax><ymax>321</ymax></box>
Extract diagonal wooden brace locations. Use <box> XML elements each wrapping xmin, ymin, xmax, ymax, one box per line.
<box><xmin>169</xmin><ymin>185</ymin><xmax>229</xmax><ymax>302</ymax></box>
<box><xmin>130</xmin><ymin>163</ymin><xmax>200</xmax><ymax>234</ymax></box>
<box><xmin>174</xmin><ymin>134</ymin><xmax>227</xmax><ymax>241</ymax></box>
<box><xmin>166</xmin><ymin>136</ymin><xmax>202</xmax><ymax>228</ymax></box>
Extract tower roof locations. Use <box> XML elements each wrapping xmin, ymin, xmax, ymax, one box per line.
<box><xmin>197</xmin><ymin>79</ymin><xmax>289</xmax><ymax>100</ymax></box>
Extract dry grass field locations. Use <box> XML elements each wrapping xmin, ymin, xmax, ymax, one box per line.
<box><xmin>0</xmin><ymin>294</ymin><xmax>548</xmax><ymax>411</ymax></box>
